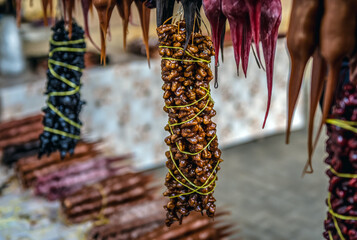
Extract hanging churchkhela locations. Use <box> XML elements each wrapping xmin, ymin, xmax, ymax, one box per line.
<box><xmin>286</xmin><ymin>0</ymin><xmax>357</xmax><ymax>174</ymax></box>
<box><xmin>203</xmin><ymin>0</ymin><xmax>282</xmax><ymax>127</ymax></box>
<box><xmin>157</xmin><ymin>3</ymin><xmax>223</xmax><ymax>224</ymax></box>
<box><xmin>323</xmin><ymin>62</ymin><xmax>357</xmax><ymax>240</ymax></box>
<box><xmin>39</xmin><ymin>20</ymin><xmax>86</xmax><ymax>158</ymax></box>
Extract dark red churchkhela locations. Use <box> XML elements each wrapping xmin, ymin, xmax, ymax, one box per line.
<box><xmin>213</xmin><ymin>0</ymin><xmax>281</xmax><ymax>127</ymax></box>
<box><xmin>202</xmin><ymin>0</ymin><xmax>227</xmax><ymax>66</ymax></box>
<box><xmin>323</xmin><ymin>79</ymin><xmax>357</xmax><ymax>240</ymax></box>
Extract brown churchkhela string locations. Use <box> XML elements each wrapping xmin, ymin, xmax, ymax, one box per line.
<box><xmin>315</xmin><ymin>0</ymin><xmax>356</xmax><ymax>173</ymax></box>
<box><xmin>286</xmin><ymin>0</ymin><xmax>322</xmax><ymax>150</ymax></box>
<box><xmin>158</xmin><ymin>20</ymin><xmax>222</xmax><ymax>226</ymax></box>
<box><xmin>288</xmin><ymin>1</ymin><xmax>314</xmax><ymax>172</ymax></box>
<box><xmin>304</xmin><ymin>49</ymin><xmax>327</xmax><ymax>174</ymax></box>
<box><xmin>286</xmin><ymin>0</ymin><xmax>357</xmax><ymax>174</ymax></box>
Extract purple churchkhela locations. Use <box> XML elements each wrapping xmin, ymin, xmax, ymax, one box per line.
<box><xmin>220</xmin><ymin>0</ymin><xmax>281</xmax><ymax>128</ymax></box>
<box><xmin>244</xmin><ymin>0</ymin><xmax>262</xmax><ymax>65</ymax></box>
<box><xmin>35</xmin><ymin>156</ymin><xmax>131</xmax><ymax>200</ymax></box>
<box><xmin>222</xmin><ymin>0</ymin><xmax>252</xmax><ymax>77</ymax></box>
<box><xmin>260</xmin><ymin>0</ymin><xmax>282</xmax><ymax>128</ymax></box>
<box><xmin>203</xmin><ymin>0</ymin><xmax>227</xmax><ymax>67</ymax></box>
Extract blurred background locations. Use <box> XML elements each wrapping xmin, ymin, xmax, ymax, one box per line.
<box><xmin>0</xmin><ymin>0</ymin><xmax>329</xmax><ymax>239</ymax></box>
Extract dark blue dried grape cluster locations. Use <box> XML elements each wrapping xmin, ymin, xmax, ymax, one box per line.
<box><xmin>39</xmin><ymin>20</ymin><xmax>86</xmax><ymax>158</ymax></box>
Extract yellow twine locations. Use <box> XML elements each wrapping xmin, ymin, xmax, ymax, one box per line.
<box><xmin>48</xmin><ymin>86</ymin><xmax>80</xmax><ymax>97</ymax></box>
<box><xmin>43</xmin><ymin>127</ymin><xmax>80</xmax><ymax>140</ymax></box>
<box><xmin>331</xmin><ymin>214</ymin><xmax>346</xmax><ymax>240</ymax></box>
<box><xmin>329</xmin><ymin>167</ymin><xmax>357</xmax><ymax>179</ymax></box>
<box><xmin>44</xmin><ymin>39</ymin><xmax>85</xmax><ymax>140</ymax></box>
<box><xmin>176</xmin><ymin>135</ymin><xmax>217</xmax><ymax>156</ymax></box>
<box><xmin>328</xmin><ymin>231</ymin><xmax>333</xmax><ymax>240</ymax></box>
<box><xmin>328</xmin><ymin>196</ymin><xmax>357</xmax><ymax>221</ymax></box>
<box><xmin>160</xmin><ymin>34</ymin><xmax>219</xmax><ymax>198</ymax></box>
<box><xmin>326</xmin><ymin>119</ymin><xmax>357</xmax><ymax>134</ymax></box>
<box><xmin>49</xmin><ymin>47</ymin><xmax>86</xmax><ymax>57</ymax></box>
<box><xmin>48</xmin><ymin>59</ymin><xmax>83</xmax><ymax>72</ymax></box>
<box><xmin>50</xmin><ymin>39</ymin><xmax>85</xmax><ymax>46</ymax></box>
<box><xmin>327</xmin><ymin>193</ymin><xmax>356</xmax><ymax>240</ymax></box>
<box><xmin>159</xmin><ymin>46</ymin><xmax>211</xmax><ymax>64</ymax></box>
<box><xmin>92</xmin><ymin>184</ymin><xmax>110</xmax><ymax>226</ymax></box>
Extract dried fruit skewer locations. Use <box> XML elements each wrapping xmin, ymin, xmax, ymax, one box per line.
<box><xmin>158</xmin><ymin>20</ymin><xmax>222</xmax><ymax>226</ymax></box>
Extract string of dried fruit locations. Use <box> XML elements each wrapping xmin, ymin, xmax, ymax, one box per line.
<box><xmin>323</xmin><ymin>77</ymin><xmax>357</xmax><ymax>240</ymax></box>
<box><xmin>35</xmin><ymin>156</ymin><xmax>131</xmax><ymax>200</ymax></box>
<box><xmin>39</xmin><ymin>20</ymin><xmax>86</xmax><ymax>158</ymax></box>
<box><xmin>158</xmin><ymin>20</ymin><xmax>222</xmax><ymax>226</ymax></box>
